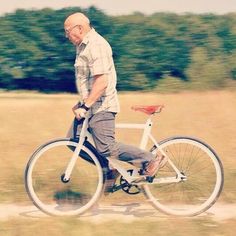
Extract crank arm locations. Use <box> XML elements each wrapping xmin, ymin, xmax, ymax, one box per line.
<box><xmin>109</xmin><ymin>183</ymin><xmax>129</xmax><ymax>193</ymax></box>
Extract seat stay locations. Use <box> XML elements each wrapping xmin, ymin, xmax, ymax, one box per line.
<box><xmin>149</xmin><ymin>133</ymin><xmax>182</xmax><ymax>176</ymax></box>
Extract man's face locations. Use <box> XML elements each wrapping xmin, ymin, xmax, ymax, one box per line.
<box><xmin>64</xmin><ymin>23</ymin><xmax>82</xmax><ymax>45</ymax></box>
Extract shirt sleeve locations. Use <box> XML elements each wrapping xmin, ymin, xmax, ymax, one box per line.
<box><xmin>89</xmin><ymin>43</ymin><xmax>112</xmax><ymax>76</ymax></box>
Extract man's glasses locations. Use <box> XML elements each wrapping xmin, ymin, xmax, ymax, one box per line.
<box><xmin>65</xmin><ymin>24</ymin><xmax>80</xmax><ymax>37</ymax></box>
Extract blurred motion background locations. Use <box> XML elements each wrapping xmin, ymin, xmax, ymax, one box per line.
<box><xmin>0</xmin><ymin>5</ymin><xmax>236</xmax><ymax>92</ymax></box>
<box><xmin>0</xmin><ymin>1</ymin><xmax>236</xmax><ymax>235</ymax></box>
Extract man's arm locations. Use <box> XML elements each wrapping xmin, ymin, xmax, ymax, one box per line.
<box><xmin>73</xmin><ymin>74</ymin><xmax>108</xmax><ymax>119</ymax></box>
<box><xmin>84</xmin><ymin>74</ymin><xmax>108</xmax><ymax>107</ymax></box>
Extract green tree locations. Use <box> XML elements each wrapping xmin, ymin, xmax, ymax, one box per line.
<box><xmin>186</xmin><ymin>47</ymin><xmax>228</xmax><ymax>88</ymax></box>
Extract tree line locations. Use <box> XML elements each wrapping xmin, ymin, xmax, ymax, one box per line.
<box><xmin>0</xmin><ymin>6</ymin><xmax>236</xmax><ymax>93</ymax></box>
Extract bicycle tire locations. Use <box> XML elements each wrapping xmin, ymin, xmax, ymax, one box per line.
<box><xmin>143</xmin><ymin>136</ymin><xmax>224</xmax><ymax>216</ymax></box>
<box><xmin>25</xmin><ymin>138</ymin><xmax>106</xmax><ymax>216</ymax></box>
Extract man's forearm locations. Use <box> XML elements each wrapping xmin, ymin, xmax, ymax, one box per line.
<box><xmin>84</xmin><ymin>74</ymin><xmax>108</xmax><ymax>107</ymax></box>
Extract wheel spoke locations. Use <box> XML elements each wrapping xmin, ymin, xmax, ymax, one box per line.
<box><xmin>25</xmin><ymin>139</ymin><xmax>104</xmax><ymax>216</ymax></box>
<box><xmin>144</xmin><ymin>137</ymin><xmax>223</xmax><ymax>216</ymax></box>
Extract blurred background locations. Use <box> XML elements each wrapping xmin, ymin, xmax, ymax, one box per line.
<box><xmin>0</xmin><ymin>1</ymin><xmax>236</xmax><ymax>93</ymax></box>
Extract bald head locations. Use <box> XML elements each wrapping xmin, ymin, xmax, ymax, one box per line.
<box><xmin>64</xmin><ymin>13</ymin><xmax>90</xmax><ymax>30</ymax></box>
<box><xmin>64</xmin><ymin>12</ymin><xmax>91</xmax><ymax>45</ymax></box>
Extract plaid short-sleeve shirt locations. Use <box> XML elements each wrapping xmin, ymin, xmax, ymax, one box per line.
<box><xmin>74</xmin><ymin>28</ymin><xmax>120</xmax><ymax>114</ymax></box>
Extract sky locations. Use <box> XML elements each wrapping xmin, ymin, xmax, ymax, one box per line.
<box><xmin>0</xmin><ymin>0</ymin><xmax>236</xmax><ymax>16</ymax></box>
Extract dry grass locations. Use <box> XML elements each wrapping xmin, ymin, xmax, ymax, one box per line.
<box><xmin>0</xmin><ymin>216</ymin><xmax>236</xmax><ymax>236</ymax></box>
<box><xmin>0</xmin><ymin>90</ymin><xmax>236</xmax><ymax>234</ymax></box>
<box><xmin>0</xmin><ymin>90</ymin><xmax>236</xmax><ymax>204</ymax></box>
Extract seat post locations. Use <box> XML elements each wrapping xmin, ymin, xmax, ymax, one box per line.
<box><xmin>139</xmin><ymin>117</ymin><xmax>153</xmax><ymax>150</ymax></box>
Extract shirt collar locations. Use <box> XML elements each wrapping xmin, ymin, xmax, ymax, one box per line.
<box><xmin>80</xmin><ymin>28</ymin><xmax>95</xmax><ymax>46</ymax></box>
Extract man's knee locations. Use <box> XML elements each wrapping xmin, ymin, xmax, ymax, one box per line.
<box><xmin>97</xmin><ymin>142</ymin><xmax>119</xmax><ymax>158</ymax></box>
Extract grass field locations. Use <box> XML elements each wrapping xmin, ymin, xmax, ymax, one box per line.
<box><xmin>0</xmin><ymin>90</ymin><xmax>236</xmax><ymax>235</ymax></box>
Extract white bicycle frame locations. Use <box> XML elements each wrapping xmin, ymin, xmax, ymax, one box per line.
<box><xmin>62</xmin><ymin>113</ymin><xmax>186</xmax><ymax>185</ymax></box>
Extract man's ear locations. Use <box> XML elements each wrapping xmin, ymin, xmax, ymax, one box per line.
<box><xmin>78</xmin><ymin>25</ymin><xmax>83</xmax><ymax>34</ymax></box>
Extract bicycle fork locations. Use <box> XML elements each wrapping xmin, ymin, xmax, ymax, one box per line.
<box><xmin>62</xmin><ymin>117</ymin><xmax>89</xmax><ymax>183</ymax></box>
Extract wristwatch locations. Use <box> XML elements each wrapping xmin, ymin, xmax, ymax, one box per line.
<box><xmin>80</xmin><ymin>103</ymin><xmax>90</xmax><ymax>111</ymax></box>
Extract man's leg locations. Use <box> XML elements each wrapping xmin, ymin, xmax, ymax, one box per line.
<box><xmin>88</xmin><ymin>112</ymin><xmax>119</xmax><ymax>158</ymax></box>
<box><xmin>118</xmin><ymin>143</ymin><xmax>168</xmax><ymax>176</ymax></box>
<box><xmin>88</xmin><ymin>111</ymin><xmax>120</xmax><ymax>193</ymax></box>
<box><xmin>117</xmin><ymin>143</ymin><xmax>154</xmax><ymax>168</ymax></box>
<box><xmin>88</xmin><ymin>111</ymin><xmax>154</xmax><ymax>167</ymax></box>
<box><xmin>89</xmin><ymin>111</ymin><xmax>167</xmax><ymax>177</ymax></box>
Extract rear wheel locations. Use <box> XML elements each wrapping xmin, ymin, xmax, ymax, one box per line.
<box><xmin>25</xmin><ymin>138</ymin><xmax>104</xmax><ymax>216</ymax></box>
<box><xmin>143</xmin><ymin>136</ymin><xmax>224</xmax><ymax>216</ymax></box>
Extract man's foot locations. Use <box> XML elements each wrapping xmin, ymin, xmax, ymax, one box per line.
<box><xmin>104</xmin><ymin>169</ymin><xmax>120</xmax><ymax>195</ymax></box>
<box><xmin>143</xmin><ymin>154</ymin><xmax>168</xmax><ymax>176</ymax></box>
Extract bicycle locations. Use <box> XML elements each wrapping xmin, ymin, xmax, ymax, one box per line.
<box><xmin>25</xmin><ymin>105</ymin><xmax>224</xmax><ymax>217</ymax></box>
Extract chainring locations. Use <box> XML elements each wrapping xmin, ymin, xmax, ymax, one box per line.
<box><xmin>119</xmin><ymin>170</ymin><xmax>141</xmax><ymax>195</ymax></box>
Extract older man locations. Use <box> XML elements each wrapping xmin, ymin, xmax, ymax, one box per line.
<box><xmin>64</xmin><ymin>13</ymin><xmax>167</xmax><ymax>193</ymax></box>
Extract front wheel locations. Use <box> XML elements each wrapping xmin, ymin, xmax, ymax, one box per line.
<box><xmin>25</xmin><ymin>138</ymin><xmax>104</xmax><ymax>216</ymax></box>
<box><xmin>143</xmin><ymin>136</ymin><xmax>224</xmax><ymax>216</ymax></box>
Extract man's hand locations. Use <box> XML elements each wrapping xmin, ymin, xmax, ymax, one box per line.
<box><xmin>72</xmin><ymin>102</ymin><xmax>90</xmax><ymax>120</ymax></box>
<box><xmin>73</xmin><ymin>107</ymin><xmax>87</xmax><ymax>120</ymax></box>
